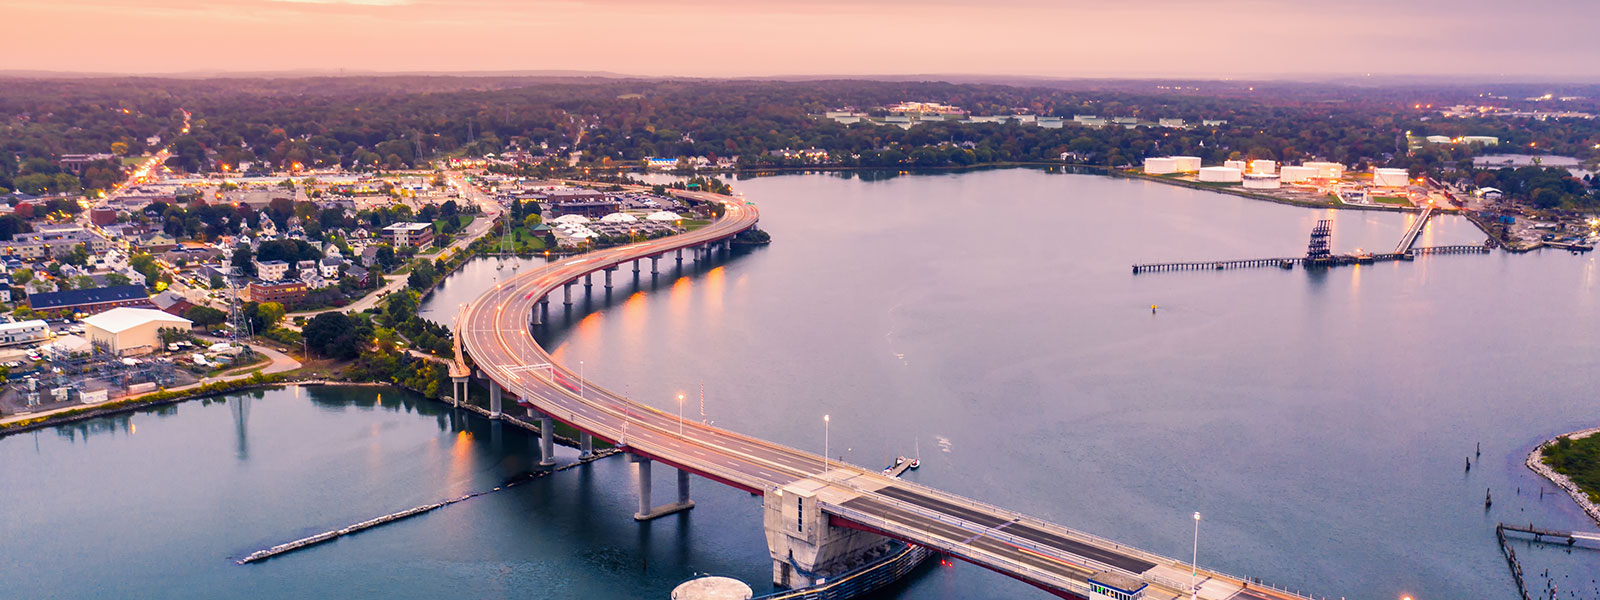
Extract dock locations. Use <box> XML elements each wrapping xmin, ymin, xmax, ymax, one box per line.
<box><xmin>881</xmin><ymin>456</ymin><xmax>918</xmax><ymax>478</ymax></box>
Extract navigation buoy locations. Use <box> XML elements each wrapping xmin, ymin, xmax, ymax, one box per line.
<box><xmin>1466</xmin><ymin>457</ymin><xmax>1471</xmax><ymax>472</ymax></box>
<box><xmin>1151</xmin><ymin>304</ymin><xmax>1158</xmax><ymax>314</ymax></box>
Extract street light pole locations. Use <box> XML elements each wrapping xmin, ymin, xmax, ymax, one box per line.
<box><xmin>823</xmin><ymin>414</ymin><xmax>830</xmax><ymax>476</ymax></box>
<box><xmin>579</xmin><ymin>359</ymin><xmax>584</xmax><ymax>399</ymax></box>
<box><xmin>677</xmin><ymin>393</ymin><xmax>685</xmax><ymax>436</ymax></box>
<box><xmin>1191</xmin><ymin>512</ymin><xmax>1201</xmax><ymax>600</ymax></box>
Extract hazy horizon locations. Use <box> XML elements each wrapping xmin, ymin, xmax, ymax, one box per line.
<box><xmin>4</xmin><ymin>0</ymin><xmax>1598</xmax><ymax>81</ymax></box>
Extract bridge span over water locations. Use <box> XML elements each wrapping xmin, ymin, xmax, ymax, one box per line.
<box><xmin>456</xmin><ymin>191</ymin><xmax>1319</xmax><ymax>600</ymax></box>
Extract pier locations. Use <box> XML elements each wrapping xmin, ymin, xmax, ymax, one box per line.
<box><xmin>1133</xmin><ymin>212</ymin><xmax>1493</xmax><ymax>275</ymax></box>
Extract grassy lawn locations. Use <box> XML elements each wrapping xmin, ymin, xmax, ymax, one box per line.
<box><xmin>1543</xmin><ymin>433</ymin><xmax>1600</xmax><ymax>502</ymax></box>
<box><xmin>681</xmin><ymin>219</ymin><xmax>712</xmax><ymax>232</ymax></box>
<box><xmin>1190</xmin><ymin>180</ymin><xmax>1242</xmax><ymax>188</ymax></box>
<box><xmin>434</xmin><ymin>215</ymin><xmax>475</xmax><ymax>232</ymax></box>
<box><xmin>1371</xmin><ymin>196</ymin><xmax>1413</xmax><ymax>206</ymax></box>
<box><xmin>121</xmin><ymin>156</ymin><xmax>146</xmax><ymax>167</ymax></box>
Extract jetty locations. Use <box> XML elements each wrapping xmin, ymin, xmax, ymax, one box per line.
<box><xmin>237</xmin><ymin>448</ymin><xmax>620</xmax><ymax>565</ymax></box>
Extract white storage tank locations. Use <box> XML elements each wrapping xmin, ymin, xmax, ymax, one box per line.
<box><xmin>1249</xmin><ymin>159</ymin><xmax>1277</xmax><ymax>175</ymax></box>
<box><xmin>1243</xmin><ymin>173</ymin><xmax>1281</xmax><ymax>189</ymax></box>
<box><xmin>1143</xmin><ymin>157</ymin><xmax>1178</xmax><ymax>174</ymax></box>
<box><xmin>1279</xmin><ymin>166</ymin><xmax>1319</xmax><ymax>183</ymax></box>
<box><xmin>1224</xmin><ymin>159</ymin><xmax>1248</xmax><ymax>172</ymax></box>
<box><xmin>1303</xmin><ymin>161</ymin><xmax>1345</xmax><ymax>179</ymax></box>
<box><xmin>1172</xmin><ymin>156</ymin><xmax>1202</xmax><ymax>172</ymax></box>
<box><xmin>1197</xmin><ymin>166</ymin><xmax>1243</xmax><ymax>183</ymax></box>
<box><xmin>1372</xmin><ymin>168</ymin><xmax>1410</xmax><ymax>187</ymax></box>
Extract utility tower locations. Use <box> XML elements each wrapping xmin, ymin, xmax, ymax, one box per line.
<box><xmin>225</xmin><ymin>267</ymin><xmax>254</xmax><ymax>344</ymax></box>
<box><xmin>1305</xmin><ymin>219</ymin><xmax>1332</xmax><ymax>262</ymax></box>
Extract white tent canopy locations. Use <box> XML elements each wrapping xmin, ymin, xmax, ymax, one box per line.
<box><xmin>646</xmin><ymin>211</ymin><xmax>683</xmax><ymax>222</ymax></box>
<box><xmin>551</xmin><ymin>215</ymin><xmax>591</xmax><ymax>225</ymax></box>
<box><xmin>600</xmin><ymin>212</ymin><xmax>638</xmax><ymax>223</ymax></box>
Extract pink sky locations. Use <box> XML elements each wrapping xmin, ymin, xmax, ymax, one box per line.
<box><xmin>3</xmin><ymin>0</ymin><xmax>1597</xmax><ymax>79</ymax></box>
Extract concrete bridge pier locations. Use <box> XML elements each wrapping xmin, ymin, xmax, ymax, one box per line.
<box><xmin>584</xmin><ymin>273</ymin><xmax>593</xmax><ymax>289</ymax></box>
<box><xmin>675</xmin><ymin>249</ymin><xmax>683</xmax><ymax>264</ymax></box>
<box><xmin>650</xmin><ymin>256</ymin><xmax>660</xmax><ymax>274</ymax></box>
<box><xmin>451</xmin><ymin>376</ymin><xmax>468</xmax><ymax>408</ymax></box>
<box><xmin>563</xmin><ymin>283</ymin><xmax>573</xmax><ymax>305</ymax></box>
<box><xmin>579</xmin><ymin>432</ymin><xmax>593</xmax><ymax>458</ymax></box>
<box><xmin>632</xmin><ymin>259</ymin><xmax>640</xmax><ymax>275</ymax></box>
<box><xmin>530</xmin><ymin>303</ymin><xmax>542</xmax><ymax>325</ymax></box>
<box><xmin>604</xmin><ymin>267</ymin><xmax>615</xmax><ymax>289</ymax></box>
<box><xmin>488</xmin><ymin>380</ymin><xmax>503</xmax><ymax>420</ymax></box>
<box><xmin>764</xmin><ymin>479</ymin><xmax>895</xmax><ymax>589</ymax></box>
<box><xmin>538</xmin><ymin>414</ymin><xmax>556</xmax><ymax>467</ymax></box>
<box><xmin>630</xmin><ymin>454</ymin><xmax>694</xmax><ymax>520</ymax></box>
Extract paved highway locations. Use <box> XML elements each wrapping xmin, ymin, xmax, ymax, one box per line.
<box><xmin>459</xmin><ymin>193</ymin><xmax>1315</xmax><ymax>600</ymax></box>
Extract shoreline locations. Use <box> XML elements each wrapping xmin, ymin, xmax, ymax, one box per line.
<box><xmin>1525</xmin><ymin>425</ymin><xmax>1600</xmax><ymax>527</ymax></box>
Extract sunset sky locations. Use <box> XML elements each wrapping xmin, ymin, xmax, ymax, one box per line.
<box><xmin>4</xmin><ymin>0</ymin><xmax>1597</xmax><ymax>79</ymax></box>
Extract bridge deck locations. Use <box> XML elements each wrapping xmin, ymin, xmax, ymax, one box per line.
<box><xmin>459</xmin><ymin>190</ymin><xmax>1317</xmax><ymax>600</ymax></box>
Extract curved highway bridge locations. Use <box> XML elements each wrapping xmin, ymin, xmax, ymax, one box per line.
<box><xmin>456</xmin><ymin>191</ymin><xmax>1318</xmax><ymax>600</ymax></box>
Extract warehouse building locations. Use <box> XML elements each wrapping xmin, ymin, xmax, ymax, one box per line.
<box><xmin>1373</xmin><ymin>168</ymin><xmax>1411</xmax><ymax>188</ymax></box>
<box><xmin>82</xmin><ymin>307</ymin><xmax>192</xmax><ymax>356</ymax></box>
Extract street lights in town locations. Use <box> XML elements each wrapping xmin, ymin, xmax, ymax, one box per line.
<box><xmin>1191</xmin><ymin>512</ymin><xmax>1202</xmax><ymax>600</ymax></box>
<box><xmin>677</xmin><ymin>393</ymin><xmax>685</xmax><ymax>436</ymax></box>
<box><xmin>578</xmin><ymin>360</ymin><xmax>584</xmax><ymax>398</ymax></box>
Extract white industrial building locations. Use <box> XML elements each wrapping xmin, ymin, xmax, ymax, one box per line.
<box><xmin>1198</xmin><ymin>167</ymin><xmax>1243</xmax><ymax>183</ymax></box>
<box><xmin>1279</xmin><ymin>166</ymin><xmax>1319</xmax><ymax>183</ymax></box>
<box><xmin>1249</xmin><ymin>160</ymin><xmax>1277</xmax><ymax>175</ymax></box>
<box><xmin>1303</xmin><ymin>161</ymin><xmax>1345</xmax><ymax>179</ymax></box>
<box><xmin>1373</xmin><ymin>168</ymin><xmax>1411</xmax><ymax>187</ymax></box>
<box><xmin>1243</xmin><ymin>173</ymin><xmax>1282</xmax><ymax>189</ymax></box>
<box><xmin>83</xmin><ymin>307</ymin><xmax>192</xmax><ymax>356</ymax></box>
<box><xmin>1224</xmin><ymin>160</ymin><xmax>1247</xmax><ymax>173</ymax></box>
<box><xmin>1143</xmin><ymin>157</ymin><xmax>1179</xmax><ymax>174</ymax></box>
<box><xmin>1172</xmin><ymin>156</ymin><xmax>1202</xmax><ymax>172</ymax></box>
<box><xmin>0</xmin><ymin>320</ymin><xmax>50</xmax><ymax>346</ymax></box>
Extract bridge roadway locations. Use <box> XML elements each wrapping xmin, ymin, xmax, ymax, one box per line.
<box><xmin>460</xmin><ymin>193</ymin><xmax>1313</xmax><ymax>600</ymax></box>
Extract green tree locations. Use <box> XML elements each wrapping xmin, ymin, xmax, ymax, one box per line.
<box><xmin>257</xmin><ymin>302</ymin><xmax>286</xmax><ymax>330</ymax></box>
<box><xmin>304</xmin><ymin>312</ymin><xmax>359</xmax><ymax>359</ymax></box>
<box><xmin>184</xmin><ymin>305</ymin><xmax>228</xmax><ymax>332</ymax></box>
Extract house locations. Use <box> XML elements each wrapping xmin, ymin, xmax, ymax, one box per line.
<box><xmin>27</xmin><ymin>284</ymin><xmax>153</xmax><ymax>315</ymax></box>
<box><xmin>136</xmin><ymin>232</ymin><xmax>179</xmax><ymax>253</ymax></box>
<box><xmin>295</xmin><ymin>259</ymin><xmax>318</xmax><ymax>276</ymax></box>
<box><xmin>150</xmin><ymin>290</ymin><xmax>196</xmax><ymax>317</ymax></box>
<box><xmin>319</xmin><ymin>256</ymin><xmax>342</xmax><ymax>279</ymax></box>
<box><xmin>360</xmin><ymin>246</ymin><xmax>381</xmax><ymax>267</ymax></box>
<box><xmin>298</xmin><ymin>269</ymin><xmax>328</xmax><ymax>290</ymax></box>
<box><xmin>344</xmin><ymin>264</ymin><xmax>371</xmax><ymax>286</ymax></box>
<box><xmin>381</xmin><ymin>222</ymin><xmax>435</xmax><ymax>248</ymax></box>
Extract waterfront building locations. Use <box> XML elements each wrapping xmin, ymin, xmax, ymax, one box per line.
<box><xmin>82</xmin><ymin>307</ymin><xmax>192</xmax><ymax>356</ymax></box>
<box><xmin>27</xmin><ymin>285</ymin><xmax>153</xmax><ymax>315</ymax></box>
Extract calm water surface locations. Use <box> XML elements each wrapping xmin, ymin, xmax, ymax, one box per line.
<box><xmin>7</xmin><ymin>170</ymin><xmax>1599</xmax><ymax>599</ymax></box>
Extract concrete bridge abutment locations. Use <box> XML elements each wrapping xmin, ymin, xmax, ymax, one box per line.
<box><xmin>764</xmin><ymin>479</ymin><xmax>895</xmax><ymax>590</ymax></box>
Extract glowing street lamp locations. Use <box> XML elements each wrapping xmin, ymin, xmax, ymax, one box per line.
<box><xmin>823</xmin><ymin>414</ymin><xmax>831</xmax><ymax>475</ymax></box>
<box><xmin>677</xmin><ymin>393</ymin><xmax>686</xmax><ymax>436</ymax></box>
<box><xmin>1191</xmin><ymin>512</ymin><xmax>1202</xmax><ymax>600</ymax></box>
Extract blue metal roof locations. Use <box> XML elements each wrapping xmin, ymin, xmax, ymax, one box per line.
<box><xmin>28</xmin><ymin>284</ymin><xmax>149</xmax><ymax>311</ymax></box>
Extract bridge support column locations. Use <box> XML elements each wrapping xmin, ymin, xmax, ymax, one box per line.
<box><xmin>764</xmin><ymin>479</ymin><xmax>896</xmax><ymax>589</ymax></box>
<box><xmin>675</xmin><ymin>249</ymin><xmax>683</xmax><ymax>263</ymax></box>
<box><xmin>539</xmin><ymin>414</ymin><xmax>556</xmax><ymax>467</ymax></box>
<box><xmin>604</xmin><ymin>267</ymin><xmax>614</xmax><ymax>289</ymax></box>
<box><xmin>530</xmin><ymin>304</ymin><xmax>542</xmax><ymax>325</ymax></box>
<box><xmin>650</xmin><ymin>256</ymin><xmax>660</xmax><ymax>274</ymax></box>
<box><xmin>584</xmin><ymin>273</ymin><xmax>592</xmax><ymax>289</ymax></box>
<box><xmin>451</xmin><ymin>376</ymin><xmax>467</xmax><ymax>408</ymax></box>
<box><xmin>563</xmin><ymin>283</ymin><xmax>573</xmax><ymax>305</ymax></box>
<box><xmin>632</xmin><ymin>259</ymin><xmax>640</xmax><ymax>274</ymax></box>
<box><xmin>488</xmin><ymin>380</ymin><xmax>502</xmax><ymax>420</ymax></box>
<box><xmin>580</xmin><ymin>432</ymin><xmax>593</xmax><ymax>458</ymax></box>
<box><xmin>630</xmin><ymin>454</ymin><xmax>694</xmax><ymax>521</ymax></box>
